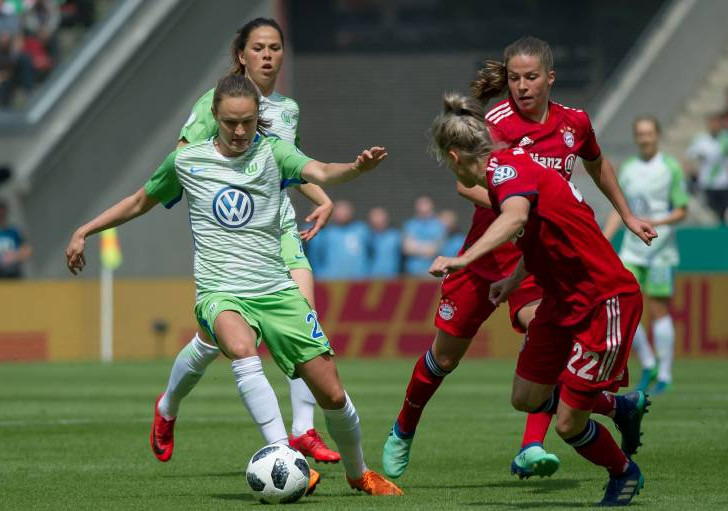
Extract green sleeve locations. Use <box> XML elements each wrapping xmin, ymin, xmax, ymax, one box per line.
<box><xmin>179</xmin><ymin>88</ymin><xmax>218</xmax><ymax>144</ymax></box>
<box><xmin>144</xmin><ymin>150</ymin><xmax>183</xmax><ymax>208</ymax></box>
<box><xmin>268</xmin><ymin>136</ymin><xmax>313</xmax><ymax>188</ymax></box>
<box><xmin>665</xmin><ymin>155</ymin><xmax>690</xmax><ymax>209</ymax></box>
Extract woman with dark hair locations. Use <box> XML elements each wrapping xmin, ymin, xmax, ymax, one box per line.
<box><xmin>383</xmin><ymin>36</ymin><xmax>653</xmax><ymax>482</ymax></box>
<box><xmin>66</xmin><ymin>74</ymin><xmax>402</xmax><ymax>497</ymax></box>
<box><xmin>167</xmin><ymin>18</ymin><xmax>341</xmax><ymax>469</ymax></box>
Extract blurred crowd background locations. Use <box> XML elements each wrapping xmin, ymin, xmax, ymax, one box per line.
<box><xmin>1</xmin><ymin>0</ymin><xmax>728</xmax><ymax>280</ymax></box>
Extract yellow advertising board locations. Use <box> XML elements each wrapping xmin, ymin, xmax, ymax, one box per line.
<box><xmin>1</xmin><ymin>275</ymin><xmax>727</xmax><ymax>362</ymax></box>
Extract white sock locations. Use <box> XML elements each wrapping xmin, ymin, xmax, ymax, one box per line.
<box><xmin>322</xmin><ymin>392</ymin><xmax>367</xmax><ymax>479</ymax></box>
<box><xmin>158</xmin><ymin>334</ymin><xmax>219</xmax><ymax>419</ymax></box>
<box><xmin>231</xmin><ymin>356</ymin><xmax>288</xmax><ymax>445</ymax></box>
<box><xmin>653</xmin><ymin>316</ymin><xmax>675</xmax><ymax>383</ymax></box>
<box><xmin>631</xmin><ymin>323</ymin><xmax>656</xmax><ymax>370</ymax></box>
<box><xmin>289</xmin><ymin>377</ymin><xmax>317</xmax><ymax>437</ymax></box>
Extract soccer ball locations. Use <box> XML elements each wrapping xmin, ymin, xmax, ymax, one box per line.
<box><xmin>245</xmin><ymin>444</ymin><xmax>310</xmax><ymax>504</ymax></box>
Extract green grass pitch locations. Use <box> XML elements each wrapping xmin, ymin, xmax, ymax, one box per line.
<box><xmin>1</xmin><ymin>358</ymin><xmax>727</xmax><ymax>510</ymax></box>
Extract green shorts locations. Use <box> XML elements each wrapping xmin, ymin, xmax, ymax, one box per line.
<box><xmin>624</xmin><ymin>262</ymin><xmax>675</xmax><ymax>298</ymax></box>
<box><xmin>281</xmin><ymin>227</ymin><xmax>312</xmax><ymax>271</ymax></box>
<box><xmin>195</xmin><ymin>288</ymin><xmax>333</xmax><ymax>378</ymax></box>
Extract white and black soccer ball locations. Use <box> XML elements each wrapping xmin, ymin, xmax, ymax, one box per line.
<box><xmin>245</xmin><ymin>444</ymin><xmax>310</xmax><ymax>504</ymax></box>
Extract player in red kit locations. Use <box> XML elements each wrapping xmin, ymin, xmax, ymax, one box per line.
<box><xmin>428</xmin><ymin>93</ymin><xmax>647</xmax><ymax>506</ymax></box>
<box><xmin>382</xmin><ymin>36</ymin><xmax>654</xmax><ymax>482</ymax></box>
<box><xmin>471</xmin><ymin>36</ymin><xmax>654</xmax><ymax>479</ymax></box>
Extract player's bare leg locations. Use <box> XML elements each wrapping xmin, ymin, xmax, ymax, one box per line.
<box><xmin>511</xmin><ymin>300</ymin><xmax>562</xmax><ymax>477</ymax></box>
<box><xmin>297</xmin><ymin>355</ymin><xmax>403</xmax><ymax>496</ymax></box>
<box><xmin>556</xmin><ymin>397</ymin><xmax>643</xmax><ymax>506</ymax></box>
<box><xmin>510</xmin><ymin>372</ymin><xmax>562</xmax><ymax>479</ymax></box>
<box><xmin>383</xmin><ymin>329</ymin><xmax>471</xmax><ymax>478</ymax></box>
<box><xmin>287</xmin><ymin>268</ymin><xmax>340</xmax><ymax>463</ymax></box>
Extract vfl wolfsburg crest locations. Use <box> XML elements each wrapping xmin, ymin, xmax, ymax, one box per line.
<box><xmin>244</xmin><ymin>162</ymin><xmax>260</xmax><ymax>176</ymax></box>
<box><xmin>281</xmin><ymin>109</ymin><xmax>297</xmax><ymax>126</ymax></box>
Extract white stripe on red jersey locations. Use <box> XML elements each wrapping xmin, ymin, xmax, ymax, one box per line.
<box><xmin>485</xmin><ymin>102</ymin><xmax>510</xmax><ymax>121</ymax></box>
<box><xmin>490</xmin><ymin>109</ymin><xmax>514</xmax><ymax>124</ymax></box>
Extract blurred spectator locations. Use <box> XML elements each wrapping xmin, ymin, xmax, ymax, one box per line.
<box><xmin>686</xmin><ymin>112</ymin><xmax>728</xmax><ymax>222</ymax></box>
<box><xmin>402</xmin><ymin>195</ymin><xmax>446</xmax><ymax>276</ymax></box>
<box><xmin>22</xmin><ymin>0</ymin><xmax>60</xmax><ymax>71</ymax></box>
<box><xmin>0</xmin><ymin>0</ymin><xmax>35</xmax><ymax>106</ymax></box>
<box><xmin>367</xmin><ymin>206</ymin><xmax>401</xmax><ymax>278</ymax></box>
<box><xmin>59</xmin><ymin>0</ymin><xmax>95</xmax><ymax>29</ymax></box>
<box><xmin>0</xmin><ymin>200</ymin><xmax>32</xmax><ymax>278</ymax></box>
<box><xmin>439</xmin><ymin>209</ymin><xmax>465</xmax><ymax>257</ymax></box>
<box><xmin>307</xmin><ymin>200</ymin><xmax>369</xmax><ymax>280</ymax></box>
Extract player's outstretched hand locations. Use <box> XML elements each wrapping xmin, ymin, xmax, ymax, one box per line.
<box><xmin>429</xmin><ymin>255</ymin><xmax>466</xmax><ymax>277</ymax></box>
<box><xmin>353</xmin><ymin>147</ymin><xmax>388</xmax><ymax>173</ymax></box>
<box><xmin>301</xmin><ymin>202</ymin><xmax>333</xmax><ymax>241</ymax></box>
<box><xmin>625</xmin><ymin>215</ymin><xmax>657</xmax><ymax>246</ymax></box>
<box><xmin>65</xmin><ymin>231</ymin><xmax>87</xmax><ymax>275</ymax></box>
<box><xmin>489</xmin><ymin>276</ymin><xmax>517</xmax><ymax>306</ymax></box>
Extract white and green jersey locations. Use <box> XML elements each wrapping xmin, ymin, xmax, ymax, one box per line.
<box><xmin>686</xmin><ymin>131</ymin><xmax>728</xmax><ymax>190</ymax></box>
<box><xmin>179</xmin><ymin>87</ymin><xmax>302</xmax><ymax>231</ymax></box>
<box><xmin>144</xmin><ymin>135</ymin><xmax>312</xmax><ymax>301</ymax></box>
<box><xmin>618</xmin><ymin>152</ymin><xmax>690</xmax><ymax>266</ymax></box>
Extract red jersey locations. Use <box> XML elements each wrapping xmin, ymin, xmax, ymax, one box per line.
<box><xmin>485</xmin><ymin>97</ymin><xmax>601</xmax><ymax>179</ymax></box>
<box><xmin>459</xmin><ymin>206</ymin><xmax>521</xmax><ymax>281</ymax></box>
<box><xmin>462</xmin><ymin>97</ymin><xmax>601</xmax><ymax>280</ymax></box>
<box><xmin>485</xmin><ymin>147</ymin><xmax>638</xmax><ymax>326</ymax></box>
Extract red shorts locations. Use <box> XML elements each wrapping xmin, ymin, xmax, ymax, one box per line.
<box><xmin>433</xmin><ymin>269</ymin><xmax>544</xmax><ymax>339</ymax></box>
<box><xmin>508</xmin><ymin>276</ymin><xmax>543</xmax><ymax>333</ymax></box>
<box><xmin>516</xmin><ymin>292</ymin><xmax>642</xmax><ymax>410</ymax></box>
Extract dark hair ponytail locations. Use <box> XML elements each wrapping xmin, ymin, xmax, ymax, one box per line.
<box><xmin>471</xmin><ymin>60</ymin><xmax>507</xmax><ymax>103</ymax></box>
<box><xmin>471</xmin><ymin>36</ymin><xmax>554</xmax><ymax>104</ymax></box>
<box><xmin>230</xmin><ymin>18</ymin><xmax>285</xmax><ymax>75</ymax></box>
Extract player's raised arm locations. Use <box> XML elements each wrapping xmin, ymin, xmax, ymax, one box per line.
<box><xmin>297</xmin><ymin>183</ymin><xmax>333</xmax><ymax>241</ymax></box>
<box><xmin>456</xmin><ymin>181</ymin><xmax>492</xmax><ymax>208</ymax></box>
<box><xmin>429</xmin><ymin>196</ymin><xmax>529</xmax><ymax>277</ymax></box>
<box><xmin>301</xmin><ymin>147</ymin><xmax>387</xmax><ymax>185</ymax></box>
<box><xmin>66</xmin><ymin>187</ymin><xmax>158</xmax><ymax>275</ymax></box>
<box><xmin>489</xmin><ymin>256</ymin><xmax>529</xmax><ymax>306</ymax></box>
<box><xmin>582</xmin><ymin>155</ymin><xmax>656</xmax><ymax>246</ymax></box>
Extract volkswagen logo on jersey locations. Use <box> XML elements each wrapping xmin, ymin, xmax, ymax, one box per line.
<box><xmin>212</xmin><ymin>186</ymin><xmax>254</xmax><ymax>228</ymax></box>
<box><xmin>492</xmin><ymin>165</ymin><xmax>517</xmax><ymax>185</ymax></box>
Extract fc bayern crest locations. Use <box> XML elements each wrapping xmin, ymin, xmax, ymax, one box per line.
<box><xmin>438</xmin><ymin>299</ymin><xmax>457</xmax><ymax>321</ymax></box>
<box><xmin>212</xmin><ymin>186</ymin><xmax>254</xmax><ymax>228</ymax></box>
<box><xmin>563</xmin><ymin>129</ymin><xmax>575</xmax><ymax>148</ymax></box>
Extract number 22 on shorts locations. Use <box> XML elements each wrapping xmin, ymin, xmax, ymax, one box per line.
<box><xmin>566</xmin><ymin>342</ymin><xmax>599</xmax><ymax>381</ymax></box>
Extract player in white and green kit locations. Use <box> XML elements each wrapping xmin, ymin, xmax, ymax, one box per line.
<box><xmin>65</xmin><ymin>74</ymin><xmax>402</xmax><ymax>496</ymax></box>
<box><xmin>604</xmin><ymin>116</ymin><xmax>689</xmax><ymax>395</ymax></box>
<box><xmin>172</xmin><ymin>19</ymin><xmax>341</xmax><ymax>464</ymax></box>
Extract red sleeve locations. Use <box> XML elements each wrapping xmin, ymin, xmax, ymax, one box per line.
<box><xmin>487</xmin><ymin>151</ymin><xmax>539</xmax><ymax>208</ymax></box>
<box><xmin>486</xmin><ymin>122</ymin><xmax>508</xmax><ymax>145</ymax></box>
<box><xmin>577</xmin><ymin>112</ymin><xmax>601</xmax><ymax>161</ymax></box>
